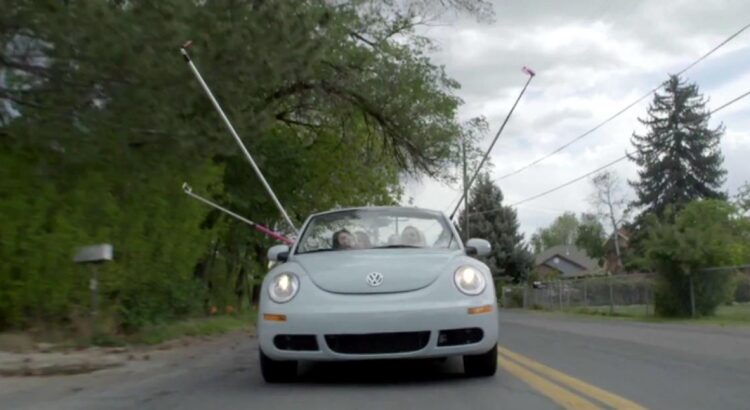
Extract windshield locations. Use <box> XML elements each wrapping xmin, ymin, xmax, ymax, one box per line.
<box><xmin>296</xmin><ymin>208</ymin><xmax>459</xmax><ymax>254</ymax></box>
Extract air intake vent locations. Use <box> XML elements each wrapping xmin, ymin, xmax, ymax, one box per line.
<box><xmin>325</xmin><ymin>331</ymin><xmax>430</xmax><ymax>354</ymax></box>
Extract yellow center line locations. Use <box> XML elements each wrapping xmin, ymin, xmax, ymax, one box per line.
<box><xmin>499</xmin><ymin>354</ymin><xmax>600</xmax><ymax>410</ymax></box>
<box><xmin>499</xmin><ymin>346</ymin><xmax>647</xmax><ymax>410</ymax></box>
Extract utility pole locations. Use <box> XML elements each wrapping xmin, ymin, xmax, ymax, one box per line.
<box><xmin>449</xmin><ymin>67</ymin><xmax>535</xmax><ymax>220</ymax></box>
<box><xmin>462</xmin><ymin>136</ymin><xmax>470</xmax><ymax>240</ymax></box>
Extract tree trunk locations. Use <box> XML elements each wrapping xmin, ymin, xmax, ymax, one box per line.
<box><xmin>607</xmin><ymin>189</ymin><xmax>623</xmax><ymax>273</ymax></box>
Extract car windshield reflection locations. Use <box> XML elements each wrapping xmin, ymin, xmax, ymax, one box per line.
<box><xmin>296</xmin><ymin>208</ymin><xmax>459</xmax><ymax>254</ymax></box>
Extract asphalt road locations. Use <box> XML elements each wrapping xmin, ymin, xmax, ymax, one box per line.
<box><xmin>2</xmin><ymin>311</ymin><xmax>750</xmax><ymax>410</ymax></box>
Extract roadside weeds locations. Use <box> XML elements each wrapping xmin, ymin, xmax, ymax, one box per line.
<box><xmin>0</xmin><ymin>311</ymin><xmax>257</xmax><ymax>377</ymax></box>
<box><xmin>501</xmin><ymin>303</ymin><xmax>750</xmax><ymax>327</ymax></box>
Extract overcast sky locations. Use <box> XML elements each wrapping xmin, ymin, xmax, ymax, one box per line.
<box><xmin>405</xmin><ymin>0</ymin><xmax>750</xmax><ymax>239</ymax></box>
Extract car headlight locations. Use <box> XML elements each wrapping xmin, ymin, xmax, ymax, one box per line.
<box><xmin>268</xmin><ymin>273</ymin><xmax>299</xmax><ymax>303</ymax></box>
<box><xmin>454</xmin><ymin>266</ymin><xmax>486</xmax><ymax>295</ymax></box>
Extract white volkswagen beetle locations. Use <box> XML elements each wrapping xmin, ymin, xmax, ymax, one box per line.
<box><xmin>257</xmin><ymin>206</ymin><xmax>498</xmax><ymax>382</ymax></box>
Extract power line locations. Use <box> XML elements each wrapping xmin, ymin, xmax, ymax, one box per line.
<box><xmin>469</xmin><ymin>89</ymin><xmax>750</xmax><ymax>216</ymax></box>
<box><xmin>495</xmin><ymin>22</ymin><xmax>750</xmax><ymax>182</ymax></box>
<box><xmin>508</xmin><ymin>155</ymin><xmax>628</xmax><ymax>209</ymax></box>
<box><xmin>712</xmin><ymin>89</ymin><xmax>750</xmax><ymax>113</ymax></box>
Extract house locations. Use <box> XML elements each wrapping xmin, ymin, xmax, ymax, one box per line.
<box><xmin>534</xmin><ymin>245</ymin><xmax>600</xmax><ymax>278</ymax></box>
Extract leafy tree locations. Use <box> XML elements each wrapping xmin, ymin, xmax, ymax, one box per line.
<box><xmin>589</xmin><ymin>170</ymin><xmax>629</xmax><ymax>272</ymax></box>
<box><xmin>644</xmin><ymin>200</ymin><xmax>749</xmax><ymax>317</ymax></box>
<box><xmin>457</xmin><ymin>174</ymin><xmax>533</xmax><ymax>282</ymax></box>
<box><xmin>575</xmin><ymin>213</ymin><xmax>606</xmax><ymax>263</ymax></box>
<box><xmin>734</xmin><ymin>181</ymin><xmax>750</xmax><ymax>216</ymax></box>
<box><xmin>0</xmin><ymin>1</ymin><xmax>487</xmax><ymax>332</ymax></box>
<box><xmin>530</xmin><ymin>212</ymin><xmax>579</xmax><ymax>254</ymax></box>
<box><xmin>628</xmin><ymin>75</ymin><xmax>727</xmax><ymax>223</ymax></box>
<box><xmin>530</xmin><ymin>212</ymin><xmax>605</xmax><ymax>264</ymax></box>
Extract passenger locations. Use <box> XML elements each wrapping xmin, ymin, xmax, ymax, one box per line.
<box><xmin>387</xmin><ymin>234</ymin><xmax>401</xmax><ymax>246</ymax></box>
<box><xmin>354</xmin><ymin>231</ymin><xmax>372</xmax><ymax>249</ymax></box>
<box><xmin>332</xmin><ymin>229</ymin><xmax>356</xmax><ymax>250</ymax></box>
<box><xmin>400</xmin><ymin>226</ymin><xmax>425</xmax><ymax>247</ymax></box>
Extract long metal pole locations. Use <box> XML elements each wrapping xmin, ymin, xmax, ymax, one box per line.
<box><xmin>180</xmin><ymin>46</ymin><xmax>298</xmax><ymax>234</ymax></box>
<box><xmin>450</xmin><ymin>71</ymin><xmax>535</xmax><ymax>220</ymax></box>
<box><xmin>182</xmin><ymin>183</ymin><xmax>293</xmax><ymax>245</ymax></box>
<box><xmin>462</xmin><ymin>136</ymin><xmax>470</xmax><ymax>240</ymax></box>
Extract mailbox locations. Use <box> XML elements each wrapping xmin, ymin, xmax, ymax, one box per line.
<box><xmin>73</xmin><ymin>244</ymin><xmax>113</xmax><ymax>264</ymax></box>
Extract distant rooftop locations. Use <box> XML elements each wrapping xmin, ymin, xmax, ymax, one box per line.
<box><xmin>534</xmin><ymin>245</ymin><xmax>599</xmax><ymax>272</ymax></box>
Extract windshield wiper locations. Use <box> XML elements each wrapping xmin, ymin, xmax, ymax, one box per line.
<box><xmin>373</xmin><ymin>245</ymin><xmax>422</xmax><ymax>249</ymax></box>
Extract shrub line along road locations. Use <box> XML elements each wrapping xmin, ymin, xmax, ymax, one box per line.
<box><xmin>2</xmin><ymin>310</ymin><xmax>749</xmax><ymax>409</ymax></box>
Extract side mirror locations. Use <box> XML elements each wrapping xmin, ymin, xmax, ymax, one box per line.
<box><xmin>465</xmin><ymin>238</ymin><xmax>491</xmax><ymax>257</ymax></box>
<box><xmin>268</xmin><ymin>244</ymin><xmax>290</xmax><ymax>262</ymax></box>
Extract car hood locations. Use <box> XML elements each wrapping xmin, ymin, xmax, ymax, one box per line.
<box><xmin>293</xmin><ymin>249</ymin><xmax>460</xmax><ymax>294</ymax></box>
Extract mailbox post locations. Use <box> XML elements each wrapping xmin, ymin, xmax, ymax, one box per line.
<box><xmin>73</xmin><ymin>244</ymin><xmax>113</xmax><ymax>320</ymax></box>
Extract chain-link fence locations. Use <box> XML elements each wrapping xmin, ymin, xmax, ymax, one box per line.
<box><xmin>500</xmin><ymin>268</ymin><xmax>750</xmax><ymax>317</ymax></box>
<box><xmin>735</xmin><ymin>270</ymin><xmax>750</xmax><ymax>303</ymax></box>
<box><xmin>500</xmin><ymin>274</ymin><xmax>656</xmax><ymax>316</ymax></box>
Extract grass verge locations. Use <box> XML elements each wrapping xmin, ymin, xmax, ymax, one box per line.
<box><xmin>0</xmin><ymin>310</ymin><xmax>257</xmax><ymax>351</ymax></box>
<box><xmin>125</xmin><ymin>309</ymin><xmax>257</xmax><ymax>345</ymax></box>
<box><xmin>557</xmin><ymin>303</ymin><xmax>750</xmax><ymax>326</ymax></box>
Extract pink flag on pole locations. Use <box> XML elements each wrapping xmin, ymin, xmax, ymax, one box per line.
<box><xmin>522</xmin><ymin>66</ymin><xmax>536</xmax><ymax>77</ymax></box>
<box><xmin>254</xmin><ymin>224</ymin><xmax>294</xmax><ymax>245</ymax></box>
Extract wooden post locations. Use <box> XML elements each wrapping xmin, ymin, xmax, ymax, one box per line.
<box><xmin>462</xmin><ymin>137</ymin><xmax>470</xmax><ymax>239</ymax></box>
<box><xmin>608</xmin><ymin>273</ymin><xmax>615</xmax><ymax>315</ymax></box>
<box><xmin>689</xmin><ymin>274</ymin><xmax>696</xmax><ymax>318</ymax></box>
<box><xmin>583</xmin><ymin>279</ymin><xmax>588</xmax><ymax>307</ymax></box>
<box><xmin>89</xmin><ymin>265</ymin><xmax>99</xmax><ymax>319</ymax></box>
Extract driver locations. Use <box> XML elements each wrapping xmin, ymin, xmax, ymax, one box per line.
<box><xmin>332</xmin><ymin>229</ymin><xmax>356</xmax><ymax>250</ymax></box>
<box><xmin>400</xmin><ymin>226</ymin><xmax>425</xmax><ymax>247</ymax></box>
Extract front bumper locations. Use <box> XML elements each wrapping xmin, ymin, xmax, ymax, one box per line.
<box><xmin>258</xmin><ymin>292</ymin><xmax>498</xmax><ymax>361</ymax></box>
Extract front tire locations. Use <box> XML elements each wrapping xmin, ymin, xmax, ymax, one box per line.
<box><xmin>260</xmin><ymin>349</ymin><xmax>297</xmax><ymax>383</ymax></box>
<box><xmin>463</xmin><ymin>344</ymin><xmax>497</xmax><ymax>377</ymax></box>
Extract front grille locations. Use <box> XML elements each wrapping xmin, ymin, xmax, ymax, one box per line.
<box><xmin>325</xmin><ymin>331</ymin><xmax>430</xmax><ymax>354</ymax></box>
<box><xmin>437</xmin><ymin>328</ymin><xmax>484</xmax><ymax>346</ymax></box>
<box><xmin>274</xmin><ymin>335</ymin><xmax>319</xmax><ymax>351</ymax></box>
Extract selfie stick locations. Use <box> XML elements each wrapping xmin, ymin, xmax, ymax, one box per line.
<box><xmin>180</xmin><ymin>41</ymin><xmax>298</xmax><ymax>234</ymax></box>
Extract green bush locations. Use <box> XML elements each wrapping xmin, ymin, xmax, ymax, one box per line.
<box><xmin>0</xmin><ymin>149</ymin><xmax>220</xmax><ymax>332</ymax></box>
<box><xmin>653</xmin><ymin>267</ymin><xmax>734</xmax><ymax>317</ymax></box>
<box><xmin>645</xmin><ymin>200</ymin><xmax>746</xmax><ymax>317</ymax></box>
<box><xmin>508</xmin><ymin>287</ymin><xmax>524</xmax><ymax>308</ymax></box>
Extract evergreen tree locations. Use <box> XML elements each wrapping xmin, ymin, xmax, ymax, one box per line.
<box><xmin>458</xmin><ymin>174</ymin><xmax>533</xmax><ymax>282</ymax></box>
<box><xmin>628</xmin><ymin>75</ymin><xmax>727</xmax><ymax>222</ymax></box>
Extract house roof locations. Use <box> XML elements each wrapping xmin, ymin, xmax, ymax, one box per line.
<box><xmin>534</xmin><ymin>245</ymin><xmax>599</xmax><ymax>271</ymax></box>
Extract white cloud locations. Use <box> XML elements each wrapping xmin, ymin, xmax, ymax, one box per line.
<box><xmin>406</xmin><ymin>0</ymin><xmax>750</xmax><ymax>238</ymax></box>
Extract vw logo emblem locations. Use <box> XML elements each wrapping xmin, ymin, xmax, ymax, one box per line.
<box><xmin>366</xmin><ymin>272</ymin><xmax>384</xmax><ymax>287</ymax></box>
